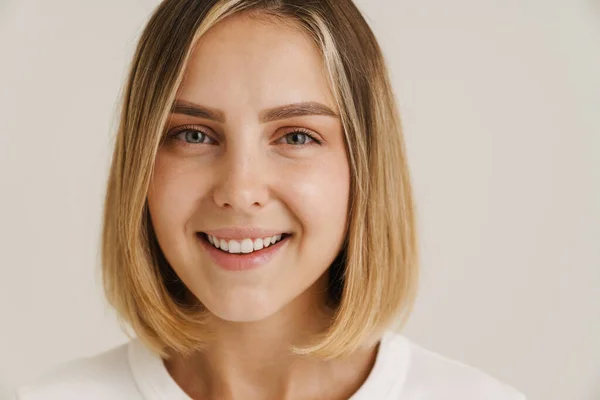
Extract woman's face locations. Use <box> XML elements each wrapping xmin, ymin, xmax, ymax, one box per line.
<box><xmin>147</xmin><ymin>13</ymin><xmax>350</xmax><ymax>322</ymax></box>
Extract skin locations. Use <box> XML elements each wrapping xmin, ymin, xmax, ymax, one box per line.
<box><xmin>147</xmin><ymin>13</ymin><xmax>378</xmax><ymax>400</ymax></box>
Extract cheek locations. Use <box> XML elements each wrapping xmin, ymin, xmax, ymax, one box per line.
<box><xmin>147</xmin><ymin>152</ymin><xmax>203</xmax><ymax>243</ymax></box>
<box><xmin>279</xmin><ymin>154</ymin><xmax>350</xmax><ymax>243</ymax></box>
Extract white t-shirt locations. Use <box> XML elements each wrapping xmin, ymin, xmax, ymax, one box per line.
<box><xmin>10</xmin><ymin>331</ymin><xmax>526</xmax><ymax>399</ymax></box>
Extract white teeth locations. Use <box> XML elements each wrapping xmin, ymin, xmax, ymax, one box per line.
<box><xmin>240</xmin><ymin>238</ymin><xmax>254</xmax><ymax>253</ymax></box>
<box><xmin>227</xmin><ymin>240</ymin><xmax>239</xmax><ymax>253</ymax></box>
<box><xmin>266</xmin><ymin>235</ymin><xmax>280</xmax><ymax>247</ymax></box>
<box><xmin>206</xmin><ymin>234</ymin><xmax>286</xmax><ymax>253</ymax></box>
<box><xmin>220</xmin><ymin>239</ymin><xmax>229</xmax><ymax>251</ymax></box>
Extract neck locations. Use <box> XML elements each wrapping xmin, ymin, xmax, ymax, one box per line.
<box><xmin>164</xmin><ymin>276</ymin><xmax>379</xmax><ymax>400</ymax></box>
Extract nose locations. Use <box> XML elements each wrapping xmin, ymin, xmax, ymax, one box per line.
<box><xmin>212</xmin><ymin>143</ymin><xmax>270</xmax><ymax>212</ymax></box>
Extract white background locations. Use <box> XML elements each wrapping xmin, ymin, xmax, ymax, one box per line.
<box><xmin>0</xmin><ymin>1</ymin><xmax>598</xmax><ymax>399</ymax></box>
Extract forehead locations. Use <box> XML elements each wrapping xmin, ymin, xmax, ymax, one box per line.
<box><xmin>176</xmin><ymin>13</ymin><xmax>336</xmax><ymax>113</ymax></box>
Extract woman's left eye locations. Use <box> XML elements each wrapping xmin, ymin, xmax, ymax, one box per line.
<box><xmin>278</xmin><ymin>130</ymin><xmax>320</xmax><ymax>146</ymax></box>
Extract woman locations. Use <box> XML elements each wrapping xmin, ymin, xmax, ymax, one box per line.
<box><xmin>11</xmin><ymin>0</ymin><xmax>526</xmax><ymax>399</ymax></box>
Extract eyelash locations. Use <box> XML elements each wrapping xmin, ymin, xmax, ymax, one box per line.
<box><xmin>167</xmin><ymin>125</ymin><xmax>322</xmax><ymax>147</ymax></box>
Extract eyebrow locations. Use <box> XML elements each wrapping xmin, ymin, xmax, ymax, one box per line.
<box><xmin>171</xmin><ymin>99</ymin><xmax>339</xmax><ymax>123</ymax></box>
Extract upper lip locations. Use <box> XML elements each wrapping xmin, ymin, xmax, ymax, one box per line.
<box><xmin>200</xmin><ymin>227</ymin><xmax>291</xmax><ymax>240</ymax></box>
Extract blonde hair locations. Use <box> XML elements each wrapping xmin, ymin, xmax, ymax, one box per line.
<box><xmin>102</xmin><ymin>0</ymin><xmax>419</xmax><ymax>361</ymax></box>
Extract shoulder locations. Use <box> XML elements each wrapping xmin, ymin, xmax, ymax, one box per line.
<box><xmin>10</xmin><ymin>341</ymin><xmax>142</xmax><ymax>400</ymax></box>
<box><xmin>381</xmin><ymin>332</ymin><xmax>526</xmax><ymax>400</ymax></box>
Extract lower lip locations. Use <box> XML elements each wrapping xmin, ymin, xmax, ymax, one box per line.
<box><xmin>197</xmin><ymin>233</ymin><xmax>289</xmax><ymax>272</ymax></box>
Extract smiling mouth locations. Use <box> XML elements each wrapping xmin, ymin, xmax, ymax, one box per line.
<box><xmin>196</xmin><ymin>232</ymin><xmax>292</xmax><ymax>255</ymax></box>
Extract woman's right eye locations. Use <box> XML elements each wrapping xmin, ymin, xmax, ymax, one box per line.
<box><xmin>169</xmin><ymin>127</ymin><xmax>217</xmax><ymax>145</ymax></box>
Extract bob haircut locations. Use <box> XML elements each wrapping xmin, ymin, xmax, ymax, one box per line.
<box><xmin>102</xmin><ymin>0</ymin><xmax>419</xmax><ymax>361</ymax></box>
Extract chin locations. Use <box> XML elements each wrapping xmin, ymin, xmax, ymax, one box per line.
<box><xmin>202</xmin><ymin>293</ymin><xmax>285</xmax><ymax>323</ymax></box>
